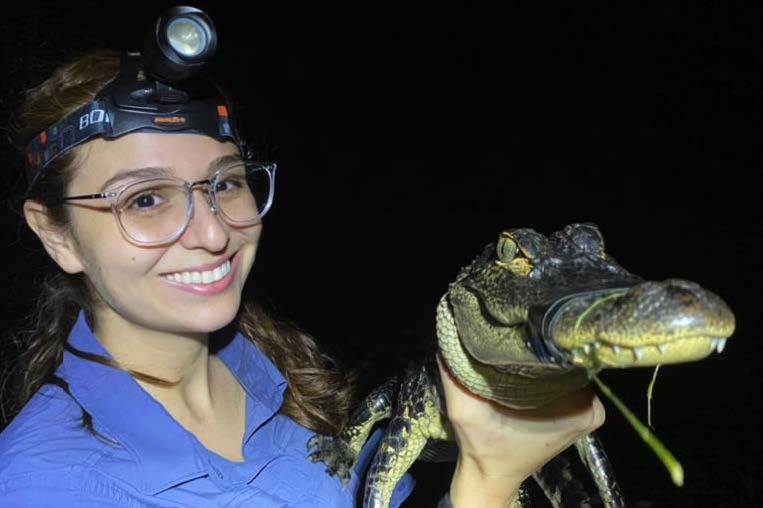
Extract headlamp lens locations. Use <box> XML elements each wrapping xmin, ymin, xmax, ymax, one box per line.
<box><xmin>166</xmin><ymin>17</ymin><xmax>207</xmax><ymax>58</ymax></box>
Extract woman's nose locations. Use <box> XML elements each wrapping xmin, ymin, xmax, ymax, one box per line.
<box><xmin>178</xmin><ymin>188</ymin><xmax>229</xmax><ymax>252</ymax></box>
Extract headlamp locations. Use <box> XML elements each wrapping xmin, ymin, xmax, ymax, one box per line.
<box><xmin>143</xmin><ymin>5</ymin><xmax>218</xmax><ymax>83</ymax></box>
<box><xmin>22</xmin><ymin>6</ymin><xmax>251</xmax><ymax>194</ymax></box>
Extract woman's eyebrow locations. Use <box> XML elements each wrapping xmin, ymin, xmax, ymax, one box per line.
<box><xmin>99</xmin><ymin>166</ymin><xmax>172</xmax><ymax>191</ymax></box>
<box><xmin>99</xmin><ymin>154</ymin><xmax>243</xmax><ymax>191</ymax></box>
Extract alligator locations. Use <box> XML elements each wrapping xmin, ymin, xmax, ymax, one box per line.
<box><xmin>307</xmin><ymin>222</ymin><xmax>736</xmax><ymax>508</ymax></box>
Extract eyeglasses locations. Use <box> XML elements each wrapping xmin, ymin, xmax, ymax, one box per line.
<box><xmin>57</xmin><ymin>160</ymin><xmax>276</xmax><ymax>246</ymax></box>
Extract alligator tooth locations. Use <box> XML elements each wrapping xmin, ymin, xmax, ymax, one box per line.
<box><xmin>592</xmin><ymin>341</ymin><xmax>602</xmax><ymax>349</ymax></box>
<box><xmin>656</xmin><ymin>344</ymin><xmax>667</xmax><ymax>354</ymax></box>
<box><xmin>633</xmin><ymin>347</ymin><xmax>645</xmax><ymax>361</ymax></box>
<box><xmin>612</xmin><ymin>345</ymin><xmax>621</xmax><ymax>354</ymax></box>
<box><xmin>715</xmin><ymin>338</ymin><xmax>727</xmax><ymax>353</ymax></box>
<box><xmin>583</xmin><ymin>343</ymin><xmax>592</xmax><ymax>354</ymax></box>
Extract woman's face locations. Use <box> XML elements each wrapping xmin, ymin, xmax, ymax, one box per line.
<box><xmin>60</xmin><ymin>132</ymin><xmax>261</xmax><ymax>335</ymax></box>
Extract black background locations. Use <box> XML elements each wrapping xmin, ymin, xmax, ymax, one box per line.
<box><xmin>1</xmin><ymin>2</ymin><xmax>760</xmax><ymax>507</ymax></box>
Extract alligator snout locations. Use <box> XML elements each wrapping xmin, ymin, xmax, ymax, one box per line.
<box><xmin>549</xmin><ymin>278</ymin><xmax>736</xmax><ymax>368</ymax></box>
<box><xmin>613</xmin><ymin>278</ymin><xmax>735</xmax><ymax>338</ymax></box>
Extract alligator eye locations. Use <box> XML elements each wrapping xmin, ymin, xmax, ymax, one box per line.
<box><xmin>497</xmin><ymin>234</ymin><xmax>518</xmax><ymax>262</ymax></box>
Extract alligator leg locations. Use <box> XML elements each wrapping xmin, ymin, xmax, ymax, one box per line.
<box><xmin>363</xmin><ymin>358</ymin><xmax>530</xmax><ymax>508</ymax></box>
<box><xmin>529</xmin><ymin>432</ymin><xmax>624</xmax><ymax>508</ymax></box>
<box><xmin>533</xmin><ymin>453</ymin><xmax>593</xmax><ymax>508</ymax></box>
<box><xmin>308</xmin><ymin>375</ymin><xmax>400</xmax><ymax>488</ymax></box>
<box><xmin>575</xmin><ymin>432</ymin><xmax>625</xmax><ymax>508</ymax></box>
<box><xmin>364</xmin><ymin>359</ymin><xmax>453</xmax><ymax>508</ymax></box>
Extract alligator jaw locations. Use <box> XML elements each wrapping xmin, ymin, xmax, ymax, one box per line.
<box><xmin>532</xmin><ymin>279</ymin><xmax>736</xmax><ymax>369</ymax></box>
<box><xmin>562</xmin><ymin>335</ymin><xmax>730</xmax><ymax>368</ymax></box>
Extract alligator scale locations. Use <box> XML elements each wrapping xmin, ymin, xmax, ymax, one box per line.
<box><xmin>307</xmin><ymin>223</ymin><xmax>736</xmax><ymax>507</ymax></box>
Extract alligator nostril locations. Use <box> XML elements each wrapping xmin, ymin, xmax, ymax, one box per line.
<box><xmin>664</xmin><ymin>278</ymin><xmax>702</xmax><ymax>290</ymax></box>
<box><xmin>660</xmin><ymin>284</ymin><xmax>700</xmax><ymax>308</ymax></box>
<box><xmin>662</xmin><ymin>280</ymin><xmax>716</xmax><ymax>306</ymax></box>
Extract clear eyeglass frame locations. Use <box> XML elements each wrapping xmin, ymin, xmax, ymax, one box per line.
<box><xmin>56</xmin><ymin>160</ymin><xmax>276</xmax><ymax>246</ymax></box>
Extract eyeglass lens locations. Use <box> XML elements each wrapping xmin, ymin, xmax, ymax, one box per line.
<box><xmin>116</xmin><ymin>163</ymin><xmax>270</xmax><ymax>244</ymax></box>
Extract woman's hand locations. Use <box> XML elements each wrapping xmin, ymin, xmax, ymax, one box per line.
<box><xmin>436</xmin><ymin>354</ymin><xmax>605</xmax><ymax>508</ymax></box>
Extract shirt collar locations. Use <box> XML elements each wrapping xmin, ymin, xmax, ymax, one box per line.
<box><xmin>55</xmin><ymin>309</ymin><xmax>287</xmax><ymax>495</ymax></box>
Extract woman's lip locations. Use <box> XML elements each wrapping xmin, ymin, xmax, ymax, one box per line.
<box><xmin>162</xmin><ymin>253</ymin><xmax>235</xmax><ymax>275</ymax></box>
<box><xmin>161</xmin><ymin>252</ymin><xmax>239</xmax><ymax>295</ymax></box>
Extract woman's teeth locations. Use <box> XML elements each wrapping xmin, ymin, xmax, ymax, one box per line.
<box><xmin>165</xmin><ymin>259</ymin><xmax>231</xmax><ymax>285</ymax></box>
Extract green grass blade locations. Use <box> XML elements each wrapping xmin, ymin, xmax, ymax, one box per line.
<box><xmin>591</xmin><ymin>372</ymin><xmax>684</xmax><ymax>486</ymax></box>
<box><xmin>647</xmin><ymin>365</ymin><xmax>661</xmax><ymax>428</ymax></box>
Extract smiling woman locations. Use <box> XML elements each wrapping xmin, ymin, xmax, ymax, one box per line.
<box><xmin>0</xmin><ymin>44</ymin><xmax>416</xmax><ymax>508</ymax></box>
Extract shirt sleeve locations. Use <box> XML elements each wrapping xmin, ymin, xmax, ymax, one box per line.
<box><xmin>390</xmin><ymin>471</ymin><xmax>416</xmax><ymax>508</ymax></box>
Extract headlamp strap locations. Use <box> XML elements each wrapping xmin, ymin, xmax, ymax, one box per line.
<box><xmin>23</xmin><ymin>52</ymin><xmax>245</xmax><ymax>192</ymax></box>
<box><xmin>23</xmin><ymin>100</ymin><xmax>113</xmax><ymax>184</ymax></box>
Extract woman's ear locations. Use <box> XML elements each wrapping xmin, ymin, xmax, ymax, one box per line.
<box><xmin>23</xmin><ymin>200</ymin><xmax>85</xmax><ymax>274</ymax></box>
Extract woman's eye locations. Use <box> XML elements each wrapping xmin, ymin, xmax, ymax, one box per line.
<box><xmin>215</xmin><ymin>180</ymin><xmax>232</xmax><ymax>192</ymax></box>
<box><xmin>128</xmin><ymin>192</ymin><xmax>164</xmax><ymax>209</ymax></box>
<box><xmin>215</xmin><ymin>176</ymin><xmax>245</xmax><ymax>193</ymax></box>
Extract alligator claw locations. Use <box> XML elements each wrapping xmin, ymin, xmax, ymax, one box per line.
<box><xmin>306</xmin><ymin>435</ymin><xmax>320</xmax><ymax>450</ymax></box>
<box><xmin>306</xmin><ymin>434</ymin><xmax>356</xmax><ymax>489</ymax></box>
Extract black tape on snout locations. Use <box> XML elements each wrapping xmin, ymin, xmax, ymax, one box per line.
<box><xmin>526</xmin><ymin>280</ymin><xmax>640</xmax><ymax>366</ymax></box>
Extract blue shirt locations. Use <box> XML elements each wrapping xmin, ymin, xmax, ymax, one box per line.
<box><xmin>0</xmin><ymin>310</ymin><xmax>415</xmax><ymax>507</ymax></box>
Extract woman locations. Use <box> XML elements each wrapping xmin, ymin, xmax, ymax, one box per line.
<box><xmin>0</xmin><ymin>48</ymin><xmax>603</xmax><ymax>507</ymax></box>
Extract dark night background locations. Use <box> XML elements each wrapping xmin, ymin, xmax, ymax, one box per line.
<box><xmin>1</xmin><ymin>2</ymin><xmax>760</xmax><ymax>507</ymax></box>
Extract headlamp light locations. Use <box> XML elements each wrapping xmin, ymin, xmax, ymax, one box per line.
<box><xmin>143</xmin><ymin>5</ymin><xmax>218</xmax><ymax>83</ymax></box>
<box><xmin>167</xmin><ymin>17</ymin><xmax>208</xmax><ymax>58</ymax></box>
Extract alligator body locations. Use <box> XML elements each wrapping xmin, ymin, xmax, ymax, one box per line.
<box><xmin>308</xmin><ymin>223</ymin><xmax>736</xmax><ymax>508</ymax></box>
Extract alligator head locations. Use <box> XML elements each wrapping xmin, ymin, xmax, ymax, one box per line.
<box><xmin>436</xmin><ymin>222</ymin><xmax>736</xmax><ymax>409</ymax></box>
